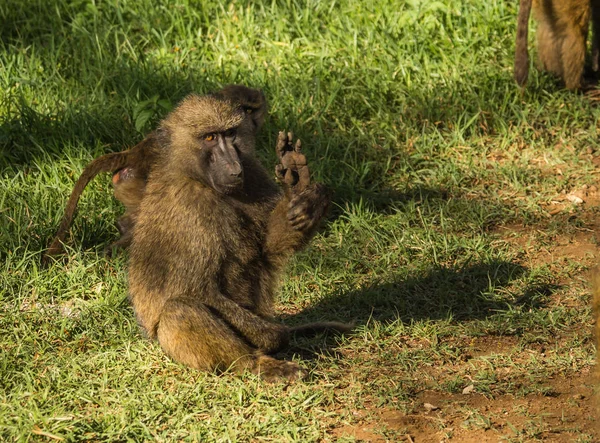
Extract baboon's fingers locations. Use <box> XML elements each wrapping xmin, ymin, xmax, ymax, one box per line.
<box><xmin>276</xmin><ymin>131</ymin><xmax>288</xmax><ymax>159</ymax></box>
<box><xmin>294</xmin><ymin>139</ymin><xmax>302</xmax><ymax>153</ymax></box>
<box><xmin>275</xmin><ymin>164</ymin><xmax>286</xmax><ymax>182</ymax></box>
<box><xmin>288</xmin><ymin>183</ymin><xmax>329</xmax><ymax>210</ymax></box>
<box><xmin>289</xmin><ymin>215</ymin><xmax>311</xmax><ymax>231</ymax></box>
<box><xmin>287</xmin><ymin>183</ymin><xmax>330</xmax><ymax>232</ymax></box>
<box><xmin>287</xmin><ymin>132</ymin><xmax>294</xmax><ymax>147</ymax></box>
<box><xmin>296</xmin><ymin>164</ymin><xmax>310</xmax><ymax>191</ymax></box>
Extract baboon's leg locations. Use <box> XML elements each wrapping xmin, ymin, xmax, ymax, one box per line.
<box><xmin>102</xmin><ymin>215</ymin><xmax>135</xmax><ymax>255</ymax></box>
<box><xmin>202</xmin><ymin>291</ymin><xmax>290</xmax><ymax>354</ymax></box>
<box><xmin>155</xmin><ymin>298</ymin><xmax>305</xmax><ymax>381</ymax></box>
<box><xmin>103</xmin><ymin>233</ymin><xmax>133</xmax><ymax>256</ymax></box>
<box><xmin>536</xmin><ymin>20</ymin><xmax>562</xmax><ymax>76</ymax></box>
<box><xmin>115</xmin><ymin>214</ymin><xmax>135</xmax><ymax>236</ymax></box>
<box><xmin>265</xmin><ymin>132</ymin><xmax>330</xmax><ymax>265</ymax></box>
<box><xmin>560</xmin><ymin>26</ymin><xmax>587</xmax><ymax>89</ymax></box>
<box><xmin>156</xmin><ymin>298</ymin><xmax>255</xmax><ymax>371</ymax></box>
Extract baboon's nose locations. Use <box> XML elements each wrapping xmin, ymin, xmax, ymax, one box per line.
<box><xmin>229</xmin><ymin>161</ymin><xmax>242</xmax><ymax>177</ymax></box>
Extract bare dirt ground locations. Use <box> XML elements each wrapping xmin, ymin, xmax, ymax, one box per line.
<box><xmin>331</xmin><ymin>372</ymin><xmax>597</xmax><ymax>442</ymax></box>
<box><xmin>328</xmin><ymin>192</ymin><xmax>600</xmax><ymax>442</ymax></box>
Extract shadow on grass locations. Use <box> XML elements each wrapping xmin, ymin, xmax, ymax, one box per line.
<box><xmin>0</xmin><ymin>65</ymin><xmax>218</xmax><ymax>169</ymax></box>
<box><xmin>280</xmin><ymin>260</ymin><xmax>557</xmax><ymax>359</ymax></box>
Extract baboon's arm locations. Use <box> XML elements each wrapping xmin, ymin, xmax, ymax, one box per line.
<box><xmin>200</xmin><ymin>288</ymin><xmax>290</xmax><ymax>353</ymax></box>
<box><xmin>263</xmin><ymin>132</ymin><xmax>330</xmax><ymax>263</ymax></box>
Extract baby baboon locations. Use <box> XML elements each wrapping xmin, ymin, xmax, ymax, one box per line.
<box><xmin>128</xmin><ymin>93</ymin><xmax>348</xmax><ymax>381</ymax></box>
<box><xmin>44</xmin><ymin>85</ymin><xmax>267</xmax><ymax>260</ymax></box>
<box><xmin>514</xmin><ymin>0</ymin><xmax>600</xmax><ymax>90</ymax></box>
<box><xmin>44</xmin><ymin>132</ymin><xmax>161</xmax><ymax>260</ymax></box>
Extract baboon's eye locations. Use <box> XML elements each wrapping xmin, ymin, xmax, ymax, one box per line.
<box><xmin>244</xmin><ymin>107</ymin><xmax>253</xmax><ymax>114</ymax></box>
<box><xmin>204</xmin><ymin>133</ymin><xmax>215</xmax><ymax>141</ymax></box>
<box><xmin>224</xmin><ymin>128</ymin><xmax>236</xmax><ymax>138</ymax></box>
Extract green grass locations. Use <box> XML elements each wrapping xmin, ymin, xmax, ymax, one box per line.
<box><xmin>1</xmin><ymin>0</ymin><xmax>598</xmax><ymax>441</ymax></box>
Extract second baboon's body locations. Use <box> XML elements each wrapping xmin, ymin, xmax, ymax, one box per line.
<box><xmin>535</xmin><ymin>0</ymin><xmax>592</xmax><ymax>89</ymax></box>
<box><xmin>515</xmin><ymin>0</ymin><xmax>600</xmax><ymax>90</ymax></box>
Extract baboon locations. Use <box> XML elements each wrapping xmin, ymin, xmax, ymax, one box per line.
<box><xmin>44</xmin><ymin>85</ymin><xmax>267</xmax><ymax>260</ymax></box>
<box><xmin>514</xmin><ymin>0</ymin><xmax>600</xmax><ymax>90</ymax></box>
<box><xmin>128</xmin><ymin>93</ymin><xmax>350</xmax><ymax>381</ymax></box>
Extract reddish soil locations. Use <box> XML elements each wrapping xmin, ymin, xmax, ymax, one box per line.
<box><xmin>331</xmin><ymin>373</ymin><xmax>597</xmax><ymax>442</ymax></box>
<box><xmin>328</xmin><ymin>190</ymin><xmax>600</xmax><ymax>442</ymax></box>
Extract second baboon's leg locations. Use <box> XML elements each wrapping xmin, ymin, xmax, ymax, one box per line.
<box><xmin>536</xmin><ymin>24</ymin><xmax>561</xmax><ymax>76</ymax></box>
<box><xmin>560</xmin><ymin>25</ymin><xmax>587</xmax><ymax>89</ymax></box>
<box><xmin>103</xmin><ymin>214</ymin><xmax>135</xmax><ymax>255</ymax></box>
<box><xmin>265</xmin><ymin>132</ymin><xmax>329</xmax><ymax>266</ymax></box>
<box><xmin>155</xmin><ymin>298</ymin><xmax>305</xmax><ymax>381</ymax></box>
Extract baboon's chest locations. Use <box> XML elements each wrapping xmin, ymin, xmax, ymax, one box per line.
<box><xmin>212</xmin><ymin>202</ymin><xmax>269</xmax><ymax>302</ymax></box>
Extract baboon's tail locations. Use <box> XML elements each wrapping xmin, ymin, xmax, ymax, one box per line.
<box><xmin>289</xmin><ymin>321</ymin><xmax>355</xmax><ymax>337</ymax></box>
<box><xmin>514</xmin><ymin>0</ymin><xmax>533</xmax><ymax>87</ymax></box>
<box><xmin>44</xmin><ymin>152</ymin><xmax>129</xmax><ymax>261</ymax></box>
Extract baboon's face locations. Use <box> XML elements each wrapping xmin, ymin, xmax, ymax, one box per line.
<box><xmin>195</xmin><ymin>127</ymin><xmax>245</xmax><ymax>194</ymax></box>
<box><xmin>164</xmin><ymin>95</ymin><xmax>252</xmax><ymax>195</ymax></box>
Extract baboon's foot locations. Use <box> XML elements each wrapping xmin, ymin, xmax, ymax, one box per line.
<box><xmin>275</xmin><ymin>131</ymin><xmax>310</xmax><ymax>193</ymax></box>
<box><xmin>253</xmin><ymin>355</ymin><xmax>308</xmax><ymax>383</ymax></box>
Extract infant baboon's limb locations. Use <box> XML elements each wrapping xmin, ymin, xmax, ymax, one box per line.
<box><xmin>265</xmin><ymin>131</ymin><xmax>330</xmax><ymax>267</ymax></box>
<box><xmin>275</xmin><ymin>131</ymin><xmax>310</xmax><ymax>193</ymax></box>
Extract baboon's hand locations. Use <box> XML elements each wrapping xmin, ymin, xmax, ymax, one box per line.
<box><xmin>275</xmin><ymin>131</ymin><xmax>310</xmax><ymax>193</ymax></box>
<box><xmin>287</xmin><ymin>183</ymin><xmax>330</xmax><ymax>233</ymax></box>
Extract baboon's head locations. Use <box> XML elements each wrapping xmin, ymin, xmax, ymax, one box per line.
<box><xmin>162</xmin><ymin>93</ymin><xmax>259</xmax><ymax>195</ymax></box>
<box><xmin>218</xmin><ymin>85</ymin><xmax>267</xmax><ymax>132</ymax></box>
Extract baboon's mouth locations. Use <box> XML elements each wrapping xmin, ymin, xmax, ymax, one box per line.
<box><xmin>217</xmin><ymin>179</ymin><xmax>244</xmax><ymax>195</ymax></box>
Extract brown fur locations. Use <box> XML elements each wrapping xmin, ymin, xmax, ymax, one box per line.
<box><xmin>44</xmin><ymin>85</ymin><xmax>267</xmax><ymax>261</ymax></box>
<box><xmin>514</xmin><ymin>0</ymin><xmax>600</xmax><ymax>90</ymax></box>
<box><xmin>128</xmin><ymin>93</ymin><xmax>350</xmax><ymax>381</ymax></box>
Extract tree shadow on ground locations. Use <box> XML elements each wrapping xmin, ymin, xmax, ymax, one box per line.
<box><xmin>0</xmin><ymin>64</ymin><xmax>220</xmax><ymax>169</ymax></box>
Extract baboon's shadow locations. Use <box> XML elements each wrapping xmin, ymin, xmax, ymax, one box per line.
<box><xmin>278</xmin><ymin>260</ymin><xmax>555</xmax><ymax>361</ymax></box>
